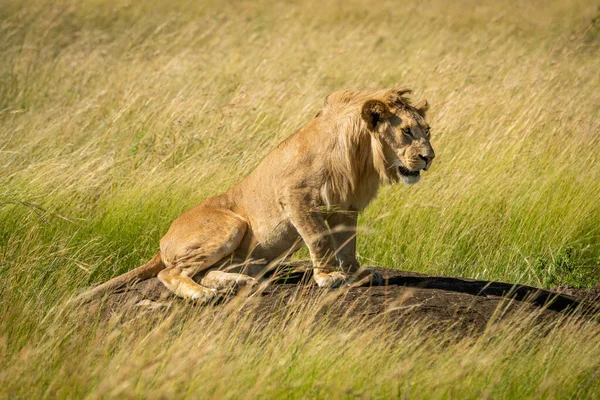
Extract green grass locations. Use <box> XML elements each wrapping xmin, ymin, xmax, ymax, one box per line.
<box><xmin>1</xmin><ymin>0</ymin><xmax>599</xmax><ymax>398</ymax></box>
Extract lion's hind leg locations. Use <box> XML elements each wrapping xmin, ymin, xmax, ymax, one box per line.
<box><xmin>157</xmin><ymin>208</ymin><xmax>247</xmax><ymax>302</ymax></box>
<box><xmin>201</xmin><ymin>270</ymin><xmax>257</xmax><ymax>292</ymax></box>
<box><xmin>158</xmin><ymin>266</ymin><xmax>218</xmax><ymax>302</ymax></box>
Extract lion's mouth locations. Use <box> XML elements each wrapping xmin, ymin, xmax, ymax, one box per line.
<box><xmin>397</xmin><ymin>165</ymin><xmax>420</xmax><ymax>177</ymax></box>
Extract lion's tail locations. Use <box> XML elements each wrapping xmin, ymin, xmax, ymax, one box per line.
<box><xmin>70</xmin><ymin>252</ymin><xmax>166</xmax><ymax>305</ymax></box>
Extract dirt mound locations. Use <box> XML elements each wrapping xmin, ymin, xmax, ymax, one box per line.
<box><xmin>552</xmin><ymin>285</ymin><xmax>600</xmax><ymax>302</ymax></box>
<box><xmin>90</xmin><ymin>263</ymin><xmax>599</xmax><ymax>333</ymax></box>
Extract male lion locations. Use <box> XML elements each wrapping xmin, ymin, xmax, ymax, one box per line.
<box><xmin>77</xmin><ymin>88</ymin><xmax>435</xmax><ymax>303</ymax></box>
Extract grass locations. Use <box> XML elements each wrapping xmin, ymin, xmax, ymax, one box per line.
<box><xmin>0</xmin><ymin>0</ymin><xmax>599</xmax><ymax>398</ymax></box>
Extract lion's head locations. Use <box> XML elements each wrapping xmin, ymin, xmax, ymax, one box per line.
<box><xmin>361</xmin><ymin>89</ymin><xmax>435</xmax><ymax>185</ymax></box>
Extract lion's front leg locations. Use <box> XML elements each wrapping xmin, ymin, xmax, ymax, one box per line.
<box><xmin>284</xmin><ymin>194</ymin><xmax>348</xmax><ymax>288</ymax></box>
<box><xmin>327</xmin><ymin>210</ymin><xmax>383</xmax><ymax>286</ymax></box>
<box><xmin>327</xmin><ymin>210</ymin><xmax>360</xmax><ymax>273</ymax></box>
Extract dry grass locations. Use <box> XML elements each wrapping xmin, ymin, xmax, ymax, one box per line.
<box><xmin>1</xmin><ymin>0</ymin><xmax>599</xmax><ymax>398</ymax></box>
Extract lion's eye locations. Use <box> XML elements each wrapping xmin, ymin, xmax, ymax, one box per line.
<box><xmin>402</xmin><ymin>127</ymin><xmax>413</xmax><ymax>137</ymax></box>
<box><xmin>425</xmin><ymin>127</ymin><xmax>431</xmax><ymax>135</ymax></box>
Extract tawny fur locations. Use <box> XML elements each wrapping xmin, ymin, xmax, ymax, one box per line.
<box><xmin>74</xmin><ymin>88</ymin><xmax>435</xmax><ymax>303</ymax></box>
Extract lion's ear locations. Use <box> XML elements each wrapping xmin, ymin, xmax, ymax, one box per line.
<box><xmin>415</xmin><ymin>99</ymin><xmax>429</xmax><ymax>117</ymax></box>
<box><xmin>392</xmin><ymin>88</ymin><xmax>412</xmax><ymax>98</ymax></box>
<box><xmin>361</xmin><ymin>100</ymin><xmax>391</xmax><ymax>130</ymax></box>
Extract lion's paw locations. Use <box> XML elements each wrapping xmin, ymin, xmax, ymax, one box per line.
<box><xmin>347</xmin><ymin>268</ymin><xmax>385</xmax><ymax>287</ymax></box>
<box><xmin>314</xmin><ymin>271</ymin><xmax>349</xmax><ymax>288</ymax></box>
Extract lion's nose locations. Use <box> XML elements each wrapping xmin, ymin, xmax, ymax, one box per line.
<box><xmin>419</xmin><ymin>154</ymin><xmax>435</xmax><ymax>170</ymax></box>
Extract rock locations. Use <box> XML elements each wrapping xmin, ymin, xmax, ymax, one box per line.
<box><xmin>86</xmin><ymin>262</ymin><xmax>599</xmax><ymax>334</ymax></box>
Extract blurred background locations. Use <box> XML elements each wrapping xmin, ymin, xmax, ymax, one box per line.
<box><xmin>1</xmin><ymin>0</ymin><xmax>599</xmax><ymax>293</ymax></box>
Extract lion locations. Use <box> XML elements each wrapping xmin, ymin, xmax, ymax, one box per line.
<box><xmin>75</xmin><ymin>88</ymin><xmax>435</xmax><ymax>303</ymax></box>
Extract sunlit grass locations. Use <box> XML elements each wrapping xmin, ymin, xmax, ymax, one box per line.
<box><xmin>1</xmin><ymin>0</ymin><xmax>599</xmax><ymax>397</ymax></box>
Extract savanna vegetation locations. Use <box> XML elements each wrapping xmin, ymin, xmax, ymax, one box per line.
<box><xmin>1</xmin><ymin>0</ymin><xmax>599</xmax><ymax>398</ymax></box>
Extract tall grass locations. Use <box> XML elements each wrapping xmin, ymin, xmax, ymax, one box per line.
<box><xmin>1</xmin><ymin>0</ymin><xmax>599</xmax><ymax>397</ymax></box>
<box><xmin>3</xmin><ymin>294</ymin><xmax>600</xmax><ymax>399</ymax></box>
